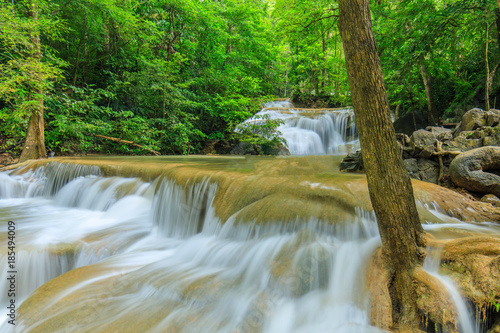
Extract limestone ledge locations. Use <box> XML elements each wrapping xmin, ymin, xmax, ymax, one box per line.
<box><xmin>8</xmin><ymin>155</ymin><xmax>499</xmax><ymax>226</ymax></box>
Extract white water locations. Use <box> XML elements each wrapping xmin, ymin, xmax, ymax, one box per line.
<box><xmin>423</xmin><ymin>247</ymin><xmax>477</xmax><ymax>333</ymax></box>
<box><xmin>0</xmin><ymin>161</ymin><xmax>495</xmax><ymax>332</ymax></box>
<box><xmin>0</xmin><ymin>162</ymin><xmax>384</xmax><ymax>332</ymax></box>
<box><xmin>241</xmin><ymin>100</ymin><xmax>359</xmax><ymax>155</ymax></box>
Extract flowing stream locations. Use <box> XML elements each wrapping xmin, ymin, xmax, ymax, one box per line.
<box><xmin>423</xmin><ymin>247</ymin><xmax>477</xmax><ymax>333</ymax></box>
<box><xmin>241</xmin><ymin>100</ymin><xmax>359</xmax><ymax>155</ymax></box>
<box><xmin>0</xmin><ymin>159</ymin><xmax>498</xmax><ymax>332</ymax></box>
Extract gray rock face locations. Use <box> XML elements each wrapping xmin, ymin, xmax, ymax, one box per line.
<box><xmin>449</xmin><ymin>147</ymin><xmax>500</xmax><ymax>197</ymax></box>
<box><xmin>458</xmin><ymin>108</ymin><xmax>488</xmax><ymax>132</ymax></box>
<box><xmin>426</xmin><ymin>126</ymin><xmax>453</xmax><ymax>141</ymax></box>
<box><xmin>486</xmin><ymin>109</ymin><xmax>500</xmax><ymax>127</ymax></box>
<box><xmin>417</xmin><ymin>159</ymin><xmax>439</xmax><ymax>183</ymax></box>
<box><xmin>411</xmin><ymin>129</ymin><xmax>436</xmax><ymax>151</ymax></box>
<box><xmin>404</xmin><ymin>158</ymin><xmax>419</xmax><ymax>178</ymax></box>
<box><xmin>342</xmin><ymin>108</ymin><xmax>500</xmax><ymax>187</ymax></box>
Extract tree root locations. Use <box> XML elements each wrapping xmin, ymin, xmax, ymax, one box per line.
<box><xmin>366</xmin><ymin>234</ymin><xmax>500</xmax><ymax>332</ymax></box>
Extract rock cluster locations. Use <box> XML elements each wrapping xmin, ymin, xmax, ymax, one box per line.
<box><xmin>398</xmin><ymin>108</ymin><xmax>500</xmax><ymax>185</ymax></box>
<box><xmin>341</xmin><ymin>108</ymin><xmax>500</xmax><ymax>199</ymax></box>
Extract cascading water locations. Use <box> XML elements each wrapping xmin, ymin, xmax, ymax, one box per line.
<box><xmin>241</xmin><ymin>100</ymin><xmax>358</xmax><ymax>155</ymax></box>
<box><xmin>423</xmin><ymin>247</ymin><xmax>477</xmax><ymax>333</ymax></box>
<box><xmin>0</xmin><ymin>160</ymin><xmax>498</xmax><ymax>332</ymax></box>
<box><xmin>0</xmin><ymin>162</ymin><xmax>383</xmax><ymax>332</ymax></box>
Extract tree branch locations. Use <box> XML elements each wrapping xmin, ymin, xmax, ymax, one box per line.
<box><xmin>88</xmin><ymin>134</ymin><xmax>160</xmax><ymax>156</ymax></box>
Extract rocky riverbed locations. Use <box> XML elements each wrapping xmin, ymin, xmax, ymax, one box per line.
<box><xmin>341</xmin><ymin>108</ymin><xmax>500</xmax><ymax>204</ymax></box>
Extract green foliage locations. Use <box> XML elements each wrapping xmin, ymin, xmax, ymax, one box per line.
<box><xmin>373</xmin><ymin>0</ymin><xmax>499</xmax><ymax>120</ymax></box>
<box><xmin>1</xmin><ymin>0</ymin><xmax>499</xmax><ymax>157</ymax></box>
<box><xmin>0</xmin><ymin>1</ymin><xmax>65</xmax><ymax>118</ymax></box>
<box><xmin>235</xmin><ymin>114</ymin><xmax>285</xmax><ymax>146</ymax></box>
<box><xmin>272</xmin><ymin>0</ymin><xmax>350</xmax><ymax>105</ymax></box>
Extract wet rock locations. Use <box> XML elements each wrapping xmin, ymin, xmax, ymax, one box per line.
<box><xmin>411</xmin><ymin>129</ymin><xmax>436</xmax><ymax>152</ymax></box>
<box><xmin>339</xmin><ymin>150</ymin><xmax>363</xmax><ymax>172</ymax></box>
<box><xmin>449</xmin><ymin>147</ymin><xmax>500</xmax><ymax>197</ymax></box>
<box><xmin>417</xmin><ymin>159</ymin><xmax>439</xmax><ymax>184</ymax></box>
<box><xmin>481</xmin><ymin>194</ymin><xmax>500</xmax><ymax>207</ymax></box>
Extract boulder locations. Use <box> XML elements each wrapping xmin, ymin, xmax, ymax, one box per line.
<box><xmin>396</xmin><ymin>133</ymin><xmax>411</xmax><ymax>146</ymax></box>
<box><xmin>486</xmin><ymin>109</ymin><xmax>500</xmax><ymax>127</ymax></box>
<box><xmin>417</xmin><ymin>159</ymin><xmax>439</xmax><ymax>184</ymax></box>
<box><xmin>449</xmin><ymin>147</ymin><xmax>500</xmax><ymax>197</ymax></box>
<box><xmin>426</xmin><ymin>126</ymin><xmax>453</xmax><ymax>141</ymax></box>
<box><xmin>230</xmin><ymin>141</ymin><xmax>290</xmax><ymax>156</ymax></box>
<box><xmin>419</xmin><ymin>145</ymin><xmax>435</xmax><ymax>159</ymax></box>
<box><xmin>411</xmin><ymin>129</ymin><xmax>436</xmax><ymax>152</ymax></box>
<box><xmin>0</xmin><ymin>153</ymin><xmax>9</xmax><ymax>164</ymax></box>
<box><xmin>451</xmin><ymin>136</ymin><xmax>482</xmax><ymax>151</ymax></box>
<box><xmin>484</xmin><ymin>136</ymin><xmax>500</xmax><ymax>146</ymax></box>
<box><xmin>404</xmin><ymin>158</ymin><xmax>419</xmax><ymax>179</ymax></box>
<box><xmin>456</xmin><ymin>108</ymin><xmax>488</xmax><ymax>134</ymax></box>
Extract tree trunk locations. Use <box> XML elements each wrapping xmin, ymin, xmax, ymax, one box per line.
<box><xmin>20</xmin><ymin>1</ymin><xmax>47</xmax><ymax>162</ymax></box>
<box><xmin>337</xmin><ymin>0</ymin><xmax>424</xmax><ymax>330</ymax></box>
<box><xmin>420</xmin><ymin>62</ymin><xmax>439</xmax><ymax>125</ymax></box>
<box><xmin>485</xmin><ymin>22</ymin><xmax>490</xmax><ymax>111</ymax></box>
<box><xmin>496</xmin><ymin>9</ymin><xmax>500</xmax><ymax>57</ymax></box>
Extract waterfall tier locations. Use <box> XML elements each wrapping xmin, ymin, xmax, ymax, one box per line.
<box><xmin>241</xmin><ymin>100</ymin><xmax>359</xmax><ymax>155</ymax></box>
<box><xmin>0</xmin><ymin>158</ymin><xmax>499</xmax><ymax>332</ymax></box>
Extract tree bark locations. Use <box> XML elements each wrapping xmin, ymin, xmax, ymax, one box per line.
<box><xmin>485</xmin><ymin>22</ymin><xmax>490</xmax><ymax>111</ymax></box>
<box><xmin>496</xmin><ymin>9</ymin><xmax>500</xmax><ymax>57</ymax></box>
<box><xmin>338</xmin><ymin>0</ymin><xmax>424</xmax><ymax>330</ymax></box>
<box><xmin>420</xmin><ymin>62</ymin><xmax>439</xmax><ymax>125</ymax></box>
<box><xmin>20</xmin><ymin>1</ymin><xmax>47</xmax><ymax>162</ymax></box>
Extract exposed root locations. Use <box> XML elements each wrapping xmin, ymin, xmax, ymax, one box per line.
<box><xmin>366</xmin><ymin>234</ymin><xmax>500</xmax><ymax>332</ymax></box>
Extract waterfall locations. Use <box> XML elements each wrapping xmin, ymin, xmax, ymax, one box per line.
<box><xmin>423</xmin><ymin>246</ymin><xmax>477</xmax><ymax>333</ymax></box>
<box><xmin>0</xmin><ymin>162</ymin><xmax>385</xmax><ymax>332</ymax></box>
<box><xmin>241</xmin><ymin>100</ymin><xmax>359</xmax><ymax>155</ymax></box>
<box><xmin>151</xmin><ymin>177</ymin><xmax>218</xmax><ymax>238</ymax></box>
<box><xmin>0</xmin><ymin>161</ymin><xmax>497</xmax><ymax>332</ymax></box>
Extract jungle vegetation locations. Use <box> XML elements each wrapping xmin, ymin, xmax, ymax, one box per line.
<box><xmin>0</xmin><ymin>0</ymin><xmax>498</xmax><ymax>156</ymax></box>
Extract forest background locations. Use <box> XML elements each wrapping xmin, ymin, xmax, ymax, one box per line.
<box><xmin>0</xmin><ymin>0</ymin><xmax>498</xmax><ymax>156</ymax></box>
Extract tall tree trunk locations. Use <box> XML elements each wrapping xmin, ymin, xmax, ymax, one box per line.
<box><xmin>485</xmin><ymin>22</ymin><xmax>490</xmax><ymax>111</ymax></box>
<box><xmin>20</xmin><ymin>1</ymin><xmax>47</xmax><ymax>162</ymax></box>
<box><xmin>496</xmin><ymin>9</ymin><xmax>500</xmax><ymax>57</ymax></box>
<box><xmin>420</xmin><ymin>62</ymin><xmax>439</xmax><ymax>125</ymax></box>
<box><xmin>407</xmin><ymin>88</ymin><xmax>418</xmax><ymax>131</ymax></box>
<box><xmin>337</xmin><ymin>0</ymin><xmax>424</xmax><ymax>330</ymax></box>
